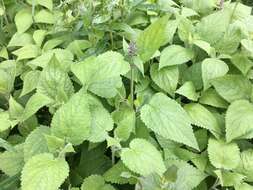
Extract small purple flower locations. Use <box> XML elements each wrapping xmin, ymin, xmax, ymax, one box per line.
<box><xmin>128</xmin><ymin>41</ymin><xmax>137</xmax><ymax>57</ymax></box>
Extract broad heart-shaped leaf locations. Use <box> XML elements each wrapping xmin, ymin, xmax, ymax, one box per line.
<box><xmin>33</xmin><ymin>30</ymin><xmax>47</xmax><ymax>47</ymax></box>
<box><xmin>176</xmin><ymin>81</ymin><xmax>199</xmax><ymax>101</ymax></box>
<box><xmin>37</xmin><ymin>55</ymin><xmax>74</xmax><ymax>105</ymax></box>
<box><xmin>71</xmin><ymin>51</ymin><xmax>130</xmax><ymax>98</ymax></box>
<box><xmin>26</xmin><ymin>0</ymin><xmax>53</xmax><ymax>10</ymax></box>
<box><xmin>22</xmin><ymin>93</ymin><xmax>53</xmax><ymax>121</ymax></box>
<box><xmin>159</xmin><ymin>45</ymin><xmax>194</xmax><ymax>69</ymax></box>
<box><xmin>150</xmin><ymin>64</ymin><xmax>179</xmax><ymax>96</ymax></box>
<box><xmin>231</xmin><ymin>53</ymin><xmax>253</xmax><ymax>75</ymax></box>
<box><xmin>207</xmin><ymin>138</ymin><xmax>240</xmax><ymax>170</ymax></box>
<box><xmin>112</xmin><ymin>104</ymin><xmax>135</xmax><ymax>141</ymax></box>
<box><xmin>211</xmin><ymin>75</ymin><xmax>252</xmax><ymax>103</ymax></box>
<box><xmin>184</xmin><ymin>103</ymin><xmax>221</xmax><ymax>138</ymax></box>
<box><xmin>137</xmin><ymin>16</ymin><xmax>168</xmax><ymax>62</ymax></box>
<box><xmin>226</xmin><ymin>100</ymin><xmax>253</xmax><ymax>142</ymax></box>
<box><xmin>121</xmin><ymin>138</ymin><xmax>166</xmax><ymax>176</ymax></box>
<box><xmin>24</xmin><ymin>126</ymin><xmax>50</xmax><ymax>161</ymax></box>
<box><xmin>15</xmin><ymin>9</ymin><xmax>33</xmax><ymax>33</ymax></box>
<box><xmin>51</xmin><ymin>90</ymin><xmax>91</xmax><ymax>145</ymax></box>
<box><xmin>8</xmin><ymin>32</ymin><xmax>33</xmax><ymax>47</ymax></box>
<box><xmin>86</xmin><ymin>94</ymin><xmax>113</xmax><ymax>143</ymax></box>
<box><xmin>21</xmin><ymin>153</ymin><xmax>69</xmax><ymax>190</ymax></box>
<box><xmin>81</xmin><ymin>175</ymin><xmax>115</xmax><ymax>190</ymax></box>
<box><xmin>236</xmin><ymin>149</ymin><xmax>253</xmax><ymax>182</ymax></box>
<box><xmin>201</xmin><ymin>58</ymin><xmax>229</xmax><ymax>90</ymax></box>
<box><xmin>0</xmin><ymin>144</ymin><xmax>24</xmax><ymax>176</ymax></box>
<box><xmin>140</xmin><ymin>93</ymin><xmax>199</xmax><ymax>150</ymax></box>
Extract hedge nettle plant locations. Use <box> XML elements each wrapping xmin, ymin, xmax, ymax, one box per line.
<box><xmin>0</xmin><ymin>0</ymin><xmax>253</xmax><ymax>190</ymax></box>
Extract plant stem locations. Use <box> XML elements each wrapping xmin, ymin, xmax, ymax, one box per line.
<box><xmin>130</xmin><ymin>57</ymin><xmax>134</xmax><ymax>108</ymax></box>
<box><xmin>111</xmin><ymin>146</ymin><xmax>115</xmax><ymax>165</ymax></box>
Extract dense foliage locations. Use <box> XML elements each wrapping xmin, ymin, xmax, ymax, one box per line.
<box><xmin>0</xmin><ymin>0</ymin><xmax>253</xmax><ymax>190</ymax></box>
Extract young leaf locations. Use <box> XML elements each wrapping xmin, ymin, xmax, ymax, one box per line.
<box><xmin>202</xmin><ymin>58</ymin><xmax>229</xmax><ymax>90</ymax></box>
<box><xmin>21</xmin><ymin>153</ymin><xmax>69</xmax><ymax>190</ymax></box>
<box><xmin>150</xmin><ymin>64</ymin><xmax>179</xmax><ymax>96</ymax></box>
<box><xmin>207</xmin><ymin>138</ymin><xmax>240</xmax><ymax>170</ymax></box>
<box><xmin>71</xmin><ymin>51</ymin><xmax>130</xmax><ymax>98</ymax></box>
<box><xmin>141</xmin><ymin>93</ymin><xmax>199</xmax><ymax>150</ymax></box>
<box><xmin>137</xmin><ymin>16</ymin><xmax>169</xmax><ymax>62</ymax></box>
<box><xmin>184</xmin><ymin>103</ymin><xmax>221</xmax><ymax>138</ymax></box>
<box><xmin>226</xmin><ymin>100</ymin><xmax>253</xmax><ymax>142</ymax></box>
<box><xmin>15</xmin><ymin>9</ymin><xmax>33</xmax><ymax>33</ymax></box>
<box><xmin>24</xmin><ymin>126</ymin><xmax>50</xmax><ymax>161</ymax></box>
<box><xmin>159</xmin><ymin>45</ymin><xmax>194</xmax><ymax>69</ymax></box>
<box><xmin>51</xmin><ymin>90</ymin><xmax>91</xmax><ymax>145</ymax></box>
<box><xmin>176</xmin><ymin>81</ymin><xmax>199</xmax><ymax>101</ymax></box>
<box><xmin>34</xmin><ymin>10</ymin><xmax>55</xmax><ymax>24</ymax></box>
<box><xmin>211</xmin><ymin>75</ymin><xmax>252</xmax><ymax>102</ymax></box>
<box><xmin>121</xmin><ymin>138</ymin><xmax>166</xmax><ymax>176</ymax></box>
<box><xmin>81</xmin><ymin>175</ymin><xmax>115</xmax><ymax>190</ymax></box>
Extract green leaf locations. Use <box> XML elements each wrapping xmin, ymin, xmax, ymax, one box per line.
<box><xmin>0</xmin><ymin>46</ymin><xmax>8</xmax><ymax>59</ymax></box>
<box><xmin>22</xmin><ymin>93</ymin><xmax>53</xmax><ymax>121</ymax></box>
<box><xmin>104</xmin><ymin>161</ymin><xmax>136</xmax><ymax>184</ymax></box>
<box><xmin>207</xmin><ymin>138</ymin><xmax>240</xmax><ymax>170</ymax></box>
<box><xmin>0</xmin><ymin>112</ymin><xmax>12</xmax><ymax>132</ymax></box>
<box><xmin>26</xmin><ymin>0</ymin><xmax>53</xmax><ymax>10</ymax></box>
<box><xmin>71</xmin><ymin>51</ymin><xmax>130</xmax><ymax>98</ymax></box>
<box><xmin>12</xmin><ymin>45</ymin><xmax>40</xmax><ymax>61</ymax></box>
<box><xmin>81</xmin><ymin>175</ymin><xmax>115</xmax><ymax>190</ymax></box>
<box><xmin>176</xmin><ymin>81</ymin><xmax>199</xmax><ymax>101</ymax></box>
<box><xmin>21</xmin><ymin>153</ymin><xmax>69</xmax><ymax>190</ymax></box>
<box><xmin>112</xmin><ymin>104</ymin><xmax>135</xmax><ymax>141</ymax></box>
<box><xmin>231</xmin><ymin>53</ymin><xmax>253</xmax><ymax>75</ymax></box>
<box><xmin>20</xmin><ymin>70</ymin><xmax>41</xmax><ymax>97</ymax></box>
<box><xmin>202</xmin><ymin>58</ymin><xmax>229</xmax><ymax>90</ymax></box>
<box><xmin>51</xmin><ymin>90</ymin><xmax>91</xmax><ymax>145</ymax></box>
<box><xmin>86</xmin><ymin>94</ymin><xmax>113</xmax><ymax>142</ymax></box>
<box><xmin>235</xmin><ymin>183</ymin><xmax>253</xmax><ymax>190</ymax></box>
<box><xmin>196</xmin><ymin>9</ymin><xmax>230</xmax><ymax>45</ymax></box>
<box><xmin>163</xmin><ymin>20</ymin><xmax>178</xmax><ymax>44</ymax></box>
<box><xmin>121</xmin><ymin>138</ymin><xmax>166</xmax><ymax>176</ymax></box>
<box><xmin>184</xmin><ymin>103</ymin><xmax>221</xmax><ymax>138</ymax></box>
<box><xmin>34</xmin><ymin>10</ymin><xmax>54</xmax><ymax>24</ymax></box>
<box><xmin>28</xmin><ymin>49</ymin><xmax>73</xmax><ymax>70</ymax></box>
<box><xmin>236</xmin><ymin>149</ymin><xmax>253</xmax><ymax>182</ymax></box>
<box><xmin>137</xmin><ymin>16</ymin><xmax>169</xmax><ymax>62</ymax></box>
<box><xmin>150</xmin><ymin>64</ymin><xmax>179</xmax><ymax>96</ymax></box>
<box><xmin>241</xmin><ymin>39</ymin><xmax>253</xmax><ymax>55</ymax></box>
<box><xmin>8</xmin><ymin>96</ymin><xmax>24</xmax><ymax>120</ymax></box>
<box><xmin>172</xmin><ymin>162</ymin><xmax>207</xmax><ymax>190</ymax></box>
<box><xmin>24</xmin><ymin>126</ymin><xmax>50</xmax><ymax>161</ymax></box>
<box><xmin>140</xmin><ymin>93</ymin><xmax>199</xmax><ymax>150</ymax></box>
<box><xmin>193</xmin><ymin>39</ymin><xmax>215</xmax><ymax>57</ymax></box>
<box><xmin>211</xmin><ymin>75</ymin><xmax>252</xmax><ymax>102</ymax></box>
<box><xmin>226</xmin><ymin>100</ymin><xmax>253</xmax><ymax>142</ymax></box>
<box><xmin>8</xmin><ymin>32</ymin><xmax>33</xmax><ymax>47</ymax></box>
<box><xmin>0</xmin><ymin>144</ymin><xmax>24</xmax><ymax>176</ymax></box>
<box><xmin>33</xmin><ymin>30</ymin><xmax>47</xmax><ymax>47</ymax></box>
<box><xmin>214</xmin><ymin>170</ymin><xmax>245</xmax><ymax>187</ymax></box>
<box><xmin>45</xmin><ymin>135</ymin><xmax>65</xmax><ymax>153</ymax></box>
<box><xmin>37</xmin><ymin>55</ymin><xmax>74</xmax><ymax>104</ymax></box>
<box><xmin>159</xmin><ymin>45</ymin><xmax>194</xmax><ymax>69</ymax></box>
<box><xmin>199</xmin><ymin>88</ymin><xmax>229</xmax><ymax>108</ymax></box>
<box><xmin>15</xmin><ymin>9</ymin><xmax>33</xmax><ymax>33</ymax></box>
